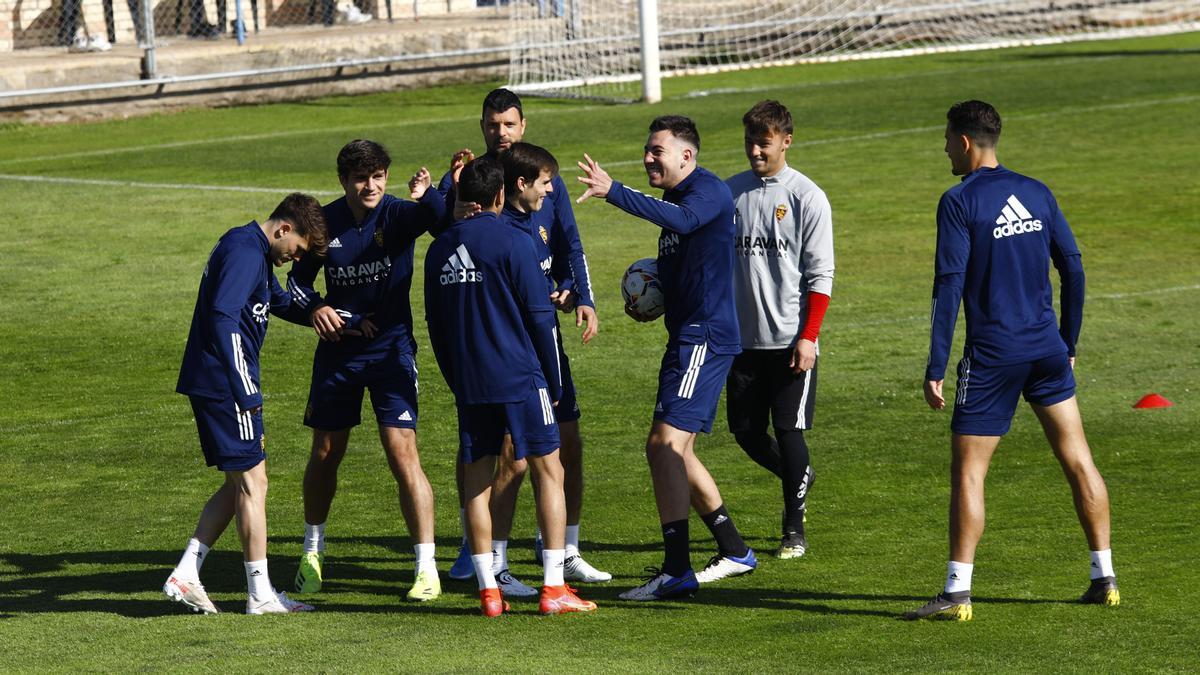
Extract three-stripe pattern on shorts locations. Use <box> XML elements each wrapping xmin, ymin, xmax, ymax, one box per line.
<box><xmin>235</xmin><ymin>404</ymin><xmax>255</xmax><ymax>441</ymax></box>
<box><xmin>538</xmin><ymin>388</ymin><xmax>555</xmax><ymax>425</ymax></box>
<box><xmin>677</xmin><ymin>343</ymin><xmax>708</xmax><ymax>399</ymax></box>
<box><xmin>956</xmin><ymin>356</ymin><xmax>972</xmax><ymax>406</ymax></box>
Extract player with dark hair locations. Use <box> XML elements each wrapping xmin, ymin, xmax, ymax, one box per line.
<box><xmin>425</xmin><ymin>157</ymin><xmax>597</xmax><ymax>617</ymax></box>
<box><xmin>440</xmin><ymin>89</ymin><xmax>609</xmax><ymax>594</ymax></box>
<box><xmin>906</xmin><ymin>100</ymin><xmax>1118</xmax><ymax>621</ymax></box>
<box><xmin>725</xmin><ymin>100</ymin><xmax>834</xmax><ymax>561</ymax></box>
<box><xmin>165</xmin><ymin>193</ymin><xmax>327</xmax><ymax>615</ymax></box>
<box><xmin>286</xmin><ymin>139</ymin><xmax>448</xmax><ymax>602</ymax></box>
<box><xmin>578</xmin><ymin>115</ymin><xmax>755</xmax><ymax>600</ymax></box>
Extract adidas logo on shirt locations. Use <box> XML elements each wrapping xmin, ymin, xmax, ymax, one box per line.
<box><xmin>440</xmin><ymin>244</ymin><xmax>483</xmax><ymax>285</ymax></box>
<box><xmin>993</xmin><ymin>194</ymin><xmax>1043</xmax><ymax>239</ymax></box>
<box><xmin>329</xmin><ymin>238</ymin><xmax>343</xmax><ymax>248</ymax></box>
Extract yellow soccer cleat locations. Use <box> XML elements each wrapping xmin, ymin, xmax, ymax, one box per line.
<box><xmin>904</xmin><ymin>592</ymin><xmax>973</xmax><ymax>621</ymax></box>
<box><xmin>406</xmin><ymin>570</ymin><xmax>442</xmax><ymax>602</ymax></box>
<box><xmin>294</xmin><ymin>552</ymin><xmax>324</xmax><ymax>594</ymax></box>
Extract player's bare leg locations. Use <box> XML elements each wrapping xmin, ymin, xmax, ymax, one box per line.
<box><xmin>527</xmin><ymin>448</ymin><xmax>595</xmax><ymax>614</ymax></box>
<box><xmin>488</xmin><ymin>438</ymin><xmax>535</xmax><ymax>596</ymax></box>
<box><xmin>462</xmin><ymin>455</ymin><xmax>505</xmax><ymax>616</ymax></box>
<box><xmin>165</xmin><ymin>478</ymin><xmax>237</xmax><ymax>614</ymax></box>
<box><xmin>684</xmin><ymin>433</ymin><xmax>755</xmax><ymax>583</ymax></box>
<box><xmin>554</xmin><ymin>420</ymin><xmax>611</xmax><ymax>582</ymax></box>
<box><xmin>231</xmin><ymin>463</ymin><xmax>269</xmax><ymax>562</ymax></box>
<box><xmin>1031</xmin><ymin>397</ymin><xmax>1119</xmax><ymax>605</ymax></box>
<box><xmin>295</xmin><ymin>429</ymin><xmax>349</xmax><ymax>593</ymax></box>
<box><xmin>380</xmin><ymin>426</ymin><xmax>440</xmax><ymax>600</ymax></box>
<box><xmin>448</xmin><ymin>454</ymin><xmax>474</xmax><ymax>580</ymax></box>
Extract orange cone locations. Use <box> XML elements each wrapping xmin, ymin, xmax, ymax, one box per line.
<box><xmin>1133</xmin><ymin>393</ymin><xmax>1173</xmax><ymax>409</ymax></box>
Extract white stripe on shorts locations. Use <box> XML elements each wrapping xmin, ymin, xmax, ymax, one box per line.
<box><xmin>677</xmin><ymin>343</ymin><xmax>708</xmax><ymax>400</ymax></box>
<box><xmin>956</xmin><ymin>356</ymin><xmax>972</xmax><ymax>406</ymax></box>
<box><xmin>539</xmin><ymin>388</ymin><xmax>554</xmax><ymax>425</ymax></box>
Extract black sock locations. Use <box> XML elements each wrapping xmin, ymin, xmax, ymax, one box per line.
<box><xmin>661</xmin><ymin>519</ymin><xmax>690</xmax><ymax>576</ymax></box>
<box><xmin>733</xmin><ymin>430</ymin><xmax>782</xmax><ymax>478</ymax></box>
<box><xmin>700</xmin><ymin>505</ymin><xmax>749</xmax><ymax>558</ymax></box>
<box><xmin>776</xmin><ymin>429</ymin><xmax>813</xmax><ymax>535</ymax></box>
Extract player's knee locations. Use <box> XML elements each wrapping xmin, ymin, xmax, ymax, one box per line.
<box><xmin>498</xmin><ymin>454</ymin><xmax>529</xmax><ymax>480</ymax></box>
<box><xmin>733</xmin><ymin>429</ymin><xmax>769</xmax><ymax>453</ymax></box>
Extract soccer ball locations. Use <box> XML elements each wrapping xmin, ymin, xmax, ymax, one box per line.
<box><xmin>621</xmin><ymin>258</ymin><xmax>665</xmax><ymax>320</ymax></box>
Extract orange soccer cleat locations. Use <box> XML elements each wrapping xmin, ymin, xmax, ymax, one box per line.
<box><xmin>480</xmin><ymin>587</ymin><xmax>509</xmax><ymax>618</ymax></box>
<box><xmin>539</xmin><ymin>584</ymin><xmax>598</xmax><ymax>615</ymax></box>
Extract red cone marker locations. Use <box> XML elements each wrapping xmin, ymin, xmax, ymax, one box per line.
<box><xmin>1133</xmin><ymin>393</ymin><xmax>1173</xmax><ymax>409</ymax></box>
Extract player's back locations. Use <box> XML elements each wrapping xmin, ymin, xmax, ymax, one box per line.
<box><xmin>424</xmin><ymin>212</ymin><xmax>555</xmax><ymax>403</ymax></box>
<box><xmin>939</xmin><ymin>165</ymin><xmax>1079</xmax><ymax>364</ymax></box>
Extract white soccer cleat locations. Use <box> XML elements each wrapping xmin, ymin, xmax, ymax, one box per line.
<box><xmin>494</xmin><ymin>569</ymin><xmax>538</xmax><ymax>597</ymax></box>
<box><xmin>246</xmin><ymin>589</ymin><xmax>315</xmax><ymax>614</ymax></box>
<box><xmin>163</xmin><ymin>575</ymin><xmax>219</xmax><ymax>614</ymax></box>
<box><xmin>617</xmin><ymin>568</ymin><xmax>698</xmax><ymax>601</ymax></box>
<box><xmin>694</xmin><ymin>549</ymin><xmax>758</xmax><ymax>583</ymax></box>
<box><xmin>564</xmin><ymin>554</ymin><xmax>613</xmax><ymax>583</ymax></box>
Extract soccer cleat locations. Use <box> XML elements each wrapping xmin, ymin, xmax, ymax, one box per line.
<box><xmin>618</xmin><ymin>568</ymin><xmax>699</xmax><ymax>601</ymax></box>
<box><xmin>246</xmin><ymin>590</ymin><xmax>315</xmax><ymax>615</ymax></box>
<box><xmin>495</xmin><ymin>568</ymin><xmax>538</xmax><ymax>597</ymax></box>
<box><xmin>163</xmin><ymin>575</ymin><xmax>219</xmax><ymax>614</ymax></box>
<box><xmin>448</xmin><ymin>541</ymin><xmax>474</xmax><ymax>581</ymax></box>
<box><xmin>1080</xmin><ymin>576</ymin><xmax>1120</xmax><ymax>606</ymax></box>
<box><xmin>903</xmin><ymin>591</ymin><xmax>973</xmax><ymax>621</ymax></box>
<box><xmin>294</xmin><ymin>552</ymin><xmax>324</xmax><ymax>593</ymax></box>
<box><xmin>540</xmin><ymin>584</ymin><xmax>597</xmax><ymax>615</ymax></box>
<box><xmin>406</xmin><ymin>570</ymin><xmax>442</xmax><ymax>602</ymax></box>
<box><xmin>776</xmin><ymin>531</ymin><xmax>808</xmax><ymax>559</ymax></box>
<box><xmin>695</xmin><ymin>549</ymin><xmax>758</xmax><ymax>583</ymax></box>
<box><xmin>564</xmin><ymin>554</ymin><xmax>613</xmax><ymax>583</ymax></box>
<box><xmin>480</xmin><ymin>587</ymin><xmax>509</xmax><ymax>617</ymax></box>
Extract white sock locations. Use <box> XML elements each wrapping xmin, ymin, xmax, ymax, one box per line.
<box><xmin>543</xmin><ymin>548</ymin><xmax>565</xmax><ymax>587</ymax></box>
<box><xmin>304</xmin><ymin>522</ymin><xmax>325</xmax><ymax>554</ymax></box>
<box><xmin>172</xmin><ymin>538</ymin><xmax>209</xmax><ymax>581</ymax></box>
<box><xmin>473</xmin><ymin>553</ymin><xmax>497</xmax><ymax>590</ymax></box>
<box><xmin>1090</xmin><ymin>549</ymin><xmax>1115</xmax><ymax>579</ymax></box>
<box><xmin>244</xmin><ymin>559</ymin><xmax>272</xmax><ymax>599</ymax></box>
<box><xmin>491</xmin><ymin>540</ymin><xmax>509</xmax><ymax>573</ymax></box>
<box><xmin>414</xmin><ymin>543</ymin><xmax>436</xmax><ymax>575</ymax></box>
<box><xmin>565</xmin><ymin>524</ymin><xmax>580</xmax><ymax>555</ymax></box>
<box><xmin>944</xmin><ymin>560</ymin><xmax>973</xmax><ymax>594</ymax></box>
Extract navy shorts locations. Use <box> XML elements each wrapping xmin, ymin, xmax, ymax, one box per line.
<box><xmin>304</xmin><ymin>348</ymin><xmax>418</xmax><ymax>431</ymax></box>
<box><xmin>654</xmin><ymin>342</ymin><xmax>735</xmax><ymax>434</ymax></box>
<box><xmin>189</xmin><ymin>395</ymin><xmax>266</xmax><ymax>472</ymax></box>
<box><xmin>457</xmin><ymin>385</ymin><xmax>560</xmax><ymax>464</ymax></box>
<box><xmin>951</xmin><ymin>351</ymin><xmax>1076</xmax><ymax>436</ymax></box>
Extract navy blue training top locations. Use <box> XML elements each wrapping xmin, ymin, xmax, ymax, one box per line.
<box><xmin>926</xmin><ymin>165</ymin><xmax>1085</xmax><ymax>381</ymax></box>
<box><xmin>424</xmin><ymin>211</ymin><xmax>562</xmax><ymax>404</ymax></box>
<box><xmin>606</xmin><ymin>166</ymin><xmax>742</xmax><ymax>354</ymax></box>
<box><xmin>286</xmin><ymin>190</ymin><xmax>445</xmax><ymax>358</ymax></box>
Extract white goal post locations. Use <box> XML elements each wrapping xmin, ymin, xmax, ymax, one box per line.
<box><xmin>506</xmin><ymin>0</ymin><xmax>1200</xmax><ymax>103</ymax></box>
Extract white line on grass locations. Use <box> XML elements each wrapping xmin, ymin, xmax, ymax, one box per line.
<box><xmin>0</xmin><ymin>173</ymin><xmax>340</xmax><ymax>196</ymax></box>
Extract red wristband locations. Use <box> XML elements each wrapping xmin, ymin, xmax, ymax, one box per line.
<box><xmin>799</xmin><ymin>291</ymin><xmax>830</xmax><ymax>343</ymax></box>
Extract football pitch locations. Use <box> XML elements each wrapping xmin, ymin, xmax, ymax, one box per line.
<box><xmin>1</xmin><ymin>31</ymin><xmax>1198</xmax><ymax>671</ymax></box>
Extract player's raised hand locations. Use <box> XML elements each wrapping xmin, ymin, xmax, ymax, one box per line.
<box><xmin>409</xmin><ymin>167</ymin><xmax>431</xmax><ymax>199</ymax></box>
<box><xmin>924</xmin><ymin>379</ymin><xmax>945</xmax><ymax>410</ymax></box>
<box><xmin>449</xmin><ymin>148</ymin><xmax>476</xmax><ymax>186</ymax></box>
<box><xmin>790</xmin><ymin>339</ymin><xmax>816</xmax><ymax>373</ymax></box>
<box><xmin>577</xmin><ymin>304</ymin><xmax>599</xmax><ymax>343</ymax></box>
<box><xmin>576</xmin><ymin>153</ymin><xmax>613</xmax><ymax>204</ymax></box>
<box><xmin>453</xmin><ymin>199</ymin><xmax>482</xmax><ymax>221</ymax></box>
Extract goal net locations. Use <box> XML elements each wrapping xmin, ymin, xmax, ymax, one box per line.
<box><xmin>506</xmin><ymin>0</ymin><xmax>1200</xmax><ymax>102</ymax></box>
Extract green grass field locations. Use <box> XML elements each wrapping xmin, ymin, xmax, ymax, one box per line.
<box><xmin>1</xmin><ymin>32</ymin><xmax>1198</xmax><ymax>671</ymax></box>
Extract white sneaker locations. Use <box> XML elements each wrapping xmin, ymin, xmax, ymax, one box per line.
<box><xmin>336</xmin><ymin>3</ymin><xmax>371</xmax><ymax>24</ymax></box>
<box><xmin>86</xmin><ymin>35</ymin><xmax>112</xmax><ymax>52</ymax></box>
<box><xmin>163</xmin><ymin>575</ymin><xmax>219</xmax><ymax>614</ymax></box>
<box><xmin>564</xmin><ymin>554</ymin><xmax>612</xmax><ymax>583</ymax></box>
<box><xmin>67</xmin><ymin>30</ymin><xmax>89</xmax><ymax>53</ymax></box>
<box><xmin>617</xmin><ymin>569</ymin><xmax>698</xmax><ymax>601</ymax></box>
<box><xmin>494</xmin><ymin>569</ymin><xmax>537</xmax><ymax>597</ymax></box>
<box><xmin>246</xmin><ymin>589</ymin><xmax>315</xmax><ymax>614</ymax></box>
<box><xmin>694</xmin><ymin>549</ymin><xmax>758</xmax><ymax>583</ymax></box>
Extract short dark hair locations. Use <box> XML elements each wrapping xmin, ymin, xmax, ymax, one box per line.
<box><xmin>482</xmin><ymin>88</ymin><xmax>523</xmax><ymax>119</ymax></box>
<box><xmin>336</xmin><ymin>139</ymin><xmax>391</xmax><ymax>178</ymax></box>
<box><xmin>270</xmin><ymin>193</ymin><xmax>328</xmax><ymax>256</ymax></box>
<box><xmin>458</xmin><ymin>155</ymin><xmax>505</xmax><ymax>207</ymax></box>
<box><xmin>501</xmin><ymin>142</ymin><xmax>558</xmax><ymax>196</ymax></box>
<box><xmin>946</xmin><ymin>100</ymin><xmax>1001</xmax><ymax>148</ymax></box>
<box><xmin>743</xmin><ymin>100</ymin><xmax>793</xmax><ymax>137</ymax></box>
<box><xmin>649</xmin><ymin>115</ymin><xmax>700</xmax><ymax>151</ymax></box>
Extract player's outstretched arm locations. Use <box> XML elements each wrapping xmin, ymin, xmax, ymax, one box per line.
<box><xmin>575</xmin><ymin>153</ymin><xmax>612</xmax><ymax>203</ymax></box>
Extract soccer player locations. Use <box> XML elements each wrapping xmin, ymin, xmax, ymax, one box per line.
<box><xmin>577</xmin><ymin>115</ymin><xmax>755</xmax><ymax>599</ymax></box>
<box><xmin>286</xmin><ymin>140</ymin><xmax>447</xmax><ymax>602</ymax></box>
<box><xmin>906</xmin><ymin>100</ymin><xmax>1118</xmax><ymax>621</ymax></box>
<box><xmin>440</xmin><ymin>88</ymin><xmax>609</xmax><ymax>593</ymax></box>
<box><xmin>425</xmin><ymin>157</ymin><xmax>597</xmax><ymax>617</ymax></box>
<box><xmin>166</xmin><ymin>193</ymin><xmax>327</xmax><ymax>615</ymax></box>
<box><xmin>725</xmin><ymin>100</ymin><xmax>834</xmax><ymax>560</ymax></box>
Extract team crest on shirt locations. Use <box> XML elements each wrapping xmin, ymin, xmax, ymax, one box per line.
<box><xmin>539</xmin><ymin>226</ymin><xmax>549</xmax><ymax>245</ymax></box>
<box><xmin>374</xmin><ymin>228</ymin><xmax>385</xmax><ymax>247</ymax></box>
<box><xmin>775</xmin><ymin>204</ymin><xmax>788</xmax><ymax>222</ymax></box>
